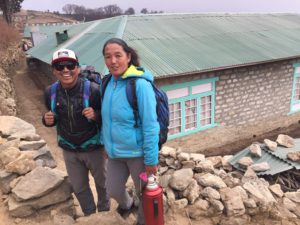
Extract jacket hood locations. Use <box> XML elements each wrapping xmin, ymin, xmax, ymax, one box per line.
<box><xmin>121</xmin><ymin>65</ymin><xmax>154</xmax><ymax>82</ymax></box>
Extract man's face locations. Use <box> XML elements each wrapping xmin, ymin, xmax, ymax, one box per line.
<box><xmin>52</xmin><ymin>61</ymin><xmax>80</xmax><ymax>89</ymax></box>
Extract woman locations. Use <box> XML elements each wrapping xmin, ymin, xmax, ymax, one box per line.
<box><xmin>101</xmin><ymin>38</ymin><xmax>159</xmax><ymax>225</ymax></box>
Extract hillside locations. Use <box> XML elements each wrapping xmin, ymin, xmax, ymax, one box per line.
<box><xmin>13</xmin><ymin>10</ymin><xmax>78</xmax><ymax>33</ymax></box>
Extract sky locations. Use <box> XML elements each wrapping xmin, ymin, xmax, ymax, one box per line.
<box><xmin>21</xmin><ymin>0</ymin><xmax>300</xmax><ymax>14</ymax></box>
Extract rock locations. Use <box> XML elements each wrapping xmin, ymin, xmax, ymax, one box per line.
<box><xmin>5</xmin><ymin>152</ymin><xmax>36</xmax><ymax>175</ymax></box>
<box><xmin>32</xmin><ymin>145</ymin><xmax>57</xmax><ymax>168</ymax></box>
<box><xmin>169</xmin><ymin>168</ymin><xmax>193</xmax><ymax>191</ymax></box>
<box><xmin>249</xmin><ymin>162</ymin><xmax>270</xmax><ymax>172</ymax></box>
<box><xmin>181</xmin><ymin>160</ymin><xmax>195</xmax><ymax>169</ymax></box>
<box><xmin>0</xmin><ymin>146</ymin><xmax>21</xmax><ymax>165</ymax></box>
<box><xmin>269</xmin><ymin>184</ymin><xmax>284</xmax><ymax>198</ymax></box>
<box><xmin>0</xmin><ymin>138</ymin><xmax>20</xmax><ymax>151</ymax></box>
<box><xmin>238</xmin><ymin>157</ymin><xmax>253</xmax><ymax>169</ymax></box>
<box><xmin>221</xmin><ymin>155</ymin><xmax>233</xmax><ymax>171</ymax></box>
<box><xmin>158</xmin><ymin>174</ymin><xmax>171</xmax><ymax>189</ymax></box>
<box><xmin>195</xmin><ymin>173</ymin><xmax>227</xmax><ymax>189</ymax></box>
<box><xmin>160</xmin><ymin>146</ymin><xmax>177</xmax><ymax>159</ymax></box>
<box><xmin>0</xmin><ymin>170</ymin><xmax>18</xmax><ymax>194</ymax></box>
<box><xmin>219</xmin><ymin>187</ymin><xmax>245</xmax><ymax>217</ymax></box>
<box><xmin>194</xmin><ymin>160</ymin><xmax>214</xmax><ymax>173</ymax></box>
<box><xmin>19</xmin><ymin>139</ymin><xmax>46</xmax><ymax>151</ymax></box>
<box><xmin>182</xmin><ymin>179</ymin><xmax>200</xmax><ymax>204</ymax></box>
<box><xmin>8</xmin><ymin>179</ymin><xmax>72</xmax><ymax>217</ymax></box>
<box><xmin>177</xmin><ymin>152</ymin><xmax>190</xmax><ymax>162</ymax></box>
<box><xmin>276</xmin><ymin>134</ymin><xmax>294</xmax><ymax>148</ymax></box>
<box><xmin>206</xmin><ymin>156</ymin><xmax>222</xmax><ymax>168</ymax></box>
<box><xmin>0</xmin><ymin>116</ymin><xmax>35</xmax><ymax>138</ymax></box>
<box><xmin>249</xmin><ymin>143</ymin><xmax>262</xmax><ymax>157</ymax></box>
<box><xmin>284</xmin><ymin>191</ymin><xmax>300</xmax><ymax>203</ymax></box>
<box><xmin>166</xmin><ymin>187</ymin><xmax>176</xmax><ymax>204</ymax></box>
<box><xmin>186</xmin><ymin>199</ymin><xmax>210</xmax><ymax>219</ymax></box>
<box><xmin>242</xmin><ymin>177</ymin><xmax>277</xmax><ymax>209</ymax></box>
<box><xmin>201</xmin><ymin>186</ymin><xmax>221</xmax><ymax>200</ymax></box>
<box><xmin>170</xmin><ymin>198</ymin><xmax>188</xmax><ymax>211</ymax></box>
<box><xmin>264</xmin><ymin>139</ymin><xmax>277</xmax><ymax>151</ymax></box>
<box><xmin>190</xmin><ymin>153</ymin><xmax>205</xmax><ymax>162</ymax></box>
<box><xmin>287</xmin><ymin>152</ymin><xmax>300</xmax><ymax>162</ymax></box>
<box><xmin>12</xmin><ymin>167</ymin><xmax>67</xmax><ymax>201</ymax></box>
<box><xmin>5</xmin><ymin>151</ymin><xmax>36</xmax><ymax>175</ymax></box>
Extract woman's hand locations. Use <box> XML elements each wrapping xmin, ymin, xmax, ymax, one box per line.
<box><xmin>145</xmin><ymin>165</ymin><xmax>158</xmax><ymax>176</ymax></box>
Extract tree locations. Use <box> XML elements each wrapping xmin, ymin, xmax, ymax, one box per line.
<box><xmin>0</xmin><ymin>0</ymin><xmax>23</xmax><ymax>24</ymax></box>
<box><xmin>124</xmin><ymin>7</ymin><xmax>134</xmax><ymax>15</ymax></box>
<box><xmin>140</xmin><ymin>8</ymin><xmax>148</xmax><ymax>14</ymax></box>
<box><xmin>103</xmin><ymin>4</ymin><xmax>122</xmax><ymax>17</ymax></box>
<box><xmin>62</xmin><ymin>4</ymin><xmax>77</xmax><ymax>15</ymax></box>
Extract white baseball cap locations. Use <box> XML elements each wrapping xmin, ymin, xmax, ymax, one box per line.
<box><xmin>51</xmin><ymin>49</ymin><xmax>78</xmax><ymax>65</ymax></box>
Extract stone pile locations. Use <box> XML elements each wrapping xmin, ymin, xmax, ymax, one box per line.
<box><xmin>158</xmin><ymin>145</ymin><xmax>300</xmax><ymax>224</ymax></box>
<box><xmin>0</xmin><ymin>116</ymin><xmax>73</xmax><ymax>217</ymax></box>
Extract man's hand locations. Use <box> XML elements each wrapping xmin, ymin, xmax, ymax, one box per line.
<box><xmin>44</xmin><ymin>111</ymin><xmax>55</xmax><ymax>126</ymax></box>
<box><xmin>82</xmin><ymin>107</ymin><xmax>96</xmax><ymax>120</ymax></box>
<box><xmin>145</xmin><ymin>165</ymin><xmax>158</xmax><ymax>176</ymax></box>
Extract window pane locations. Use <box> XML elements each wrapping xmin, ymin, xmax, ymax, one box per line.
<box><xmin>185</xmin><ymin>99</ymin><xmax>197</xmax><ymax>131</ymax></box>
<box><xmin>167</xmin><ymin>87</ymin><xmax>189</xmax><ymax>100</ymax></box>
<box><xmin>200</xmin><ymin>96</ymin><xmax>212</xmax><ymax>126</ymax></box>
<box><xmin>294</xmin><ymin>77</ymin><xmax>300</xmax><ymax>101</ymax></box>
<box><xmin>169</xmin><ymin>102</ymin><xmax>181</xmax><ymax>135</ymax></box>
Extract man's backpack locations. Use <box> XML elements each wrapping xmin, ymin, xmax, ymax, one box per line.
<box><xmin>79</xmin><ymin>69</ymin><xmax>101</xmax><ymax>85</ymax></box>
<box><xmin>50</xmin><ymin>79</ymin><xmax>91</xmax><ymax>114</ymax></box>
<box><xmin>102</xmin><ymin>75</ymin><xmax>169</xmax><ymax>150</ymax></box>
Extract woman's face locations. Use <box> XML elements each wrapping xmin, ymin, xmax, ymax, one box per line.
<box><xmin>104</xmin><ymin>43</ymin><xmax>131</xmax><ymax>77</ymax></box>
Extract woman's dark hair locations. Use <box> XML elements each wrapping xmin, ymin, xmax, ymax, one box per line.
<box><xmin>102</xmin><ymin>38</ymin><xmax>140</xmax><ymax>67</ymax></box>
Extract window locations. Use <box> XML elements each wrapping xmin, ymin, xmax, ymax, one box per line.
<box><xmin>290</xmin><ymin>65</ymin><xmax>300</xmax><ymax>113</ymax></box>
<box><xmin>163</xmin><ymin>78</ymin><xmax>218</xmax><ymax>139</ymax></box>
<box><xmin>169</xmin><ymin>102</ymin><xmax>182</xmax><ymax>135</ymax></box>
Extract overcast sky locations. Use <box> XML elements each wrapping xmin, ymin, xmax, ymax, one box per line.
<box><xmin>21</xmin><ymin>0</ymin><xmax>300</xmax><ymax>14</ymax></box>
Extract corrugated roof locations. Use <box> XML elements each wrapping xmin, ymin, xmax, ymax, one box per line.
<box><xmin>228</xmin><ymin>140</ymin><xmax>300</xmax><ymax>176</ymax></box>
<box><xmin>26</xmin><ymin>13</ymin><xmax>300</xmax><ymax>78</ymax></box>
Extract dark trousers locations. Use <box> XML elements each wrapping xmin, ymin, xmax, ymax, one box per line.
<box><xmin>63</xmin><ymin>148</ymin><xmax>109</xmax><ymax>215</ymax></box>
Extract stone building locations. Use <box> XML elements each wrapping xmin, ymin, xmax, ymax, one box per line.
<box><xmin>25</xmin><ymin>13</ymin><xmax>300</xmax><ymax>153</ymax></box>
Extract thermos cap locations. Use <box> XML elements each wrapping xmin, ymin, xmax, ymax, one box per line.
<box><xmin>146</xmin><ymin>175</ymin><xmax>159</xmax><ymax>190</ymax></box>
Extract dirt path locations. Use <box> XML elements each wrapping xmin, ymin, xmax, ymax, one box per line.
<box><xmin>13</xmin><ymin>57</ymin><xmax>65</xmax><ymax>170</ymax></box>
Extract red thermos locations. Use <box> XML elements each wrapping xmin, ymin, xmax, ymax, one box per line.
<box><xmin>143</xmin><ymin>175</ymin><xmax>164</xmax><ymax>225</ymax></box>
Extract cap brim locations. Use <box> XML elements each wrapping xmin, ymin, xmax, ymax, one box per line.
<box><xmin>52</xmin><ymin>57</ymin><xmax>78</xmax><ymax>65</ymax></box>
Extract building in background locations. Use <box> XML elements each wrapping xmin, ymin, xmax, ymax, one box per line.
<box><xmin>25</xmin><ymin>13</ymin><xmax>300</xmax><ymax>153</ymax></box>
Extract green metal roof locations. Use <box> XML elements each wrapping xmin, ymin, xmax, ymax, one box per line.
<box><xmin>228</xmin><ymin>139</ymin><xmax>300</xmax><ymax>176</ymax></box>
<box><xmin>26</xmin><ymin>13</ymin><xmax>300</xmax><ymax>78</ymax></box>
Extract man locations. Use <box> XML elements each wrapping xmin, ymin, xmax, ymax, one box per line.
<box><xmin>42</xmin><ymin>48</ymin><xmax>110</xmax><ymax>216</ymax></box>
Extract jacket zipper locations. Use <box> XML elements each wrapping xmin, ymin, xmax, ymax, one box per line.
<box><xmin>65</xmin><ymin>89</ymin><xmax>73</xmax><ymax>132</ymax></box>
<box><xmin>110</xmin><ymin>79</ymin><xmax>118</xmax><ymax>157</ymax></box>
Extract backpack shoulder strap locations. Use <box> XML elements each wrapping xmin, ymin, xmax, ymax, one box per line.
<box><xmin>50</xmin><ymin>81</ymin><xmax>59</xmax><ymax>114</ymax></box>
<box><xmin>101</xmin><ymin>74</ymin><xmax>112</xmax><ymax>99</ymax></box>
<box><xmin>83</xmin><ymin>79</ymin><xmax>91</xmax><ymax>108</ymax></box>
<box><xmin>126</xmin><ymin>77</ymin><xmax>141</xmax><ymax>128</ymax></box>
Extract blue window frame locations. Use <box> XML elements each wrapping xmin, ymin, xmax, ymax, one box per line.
<box><xmin>161</xmin><ymin>77</ymin><xmax>218</xmax><ymax>140</ymax></box>
<box><xmin>290</xmin><ymin>63</ymin><xmax>300</xmax><ymax>114</ymax></box>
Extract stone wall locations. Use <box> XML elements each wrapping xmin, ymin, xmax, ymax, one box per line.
<box><xmin>0</xmin><ymin>45</ymin><xmax>22</xmax><ymax>116</ymax></box>
<box><xmin>215</xmin><ymin>60</ymin><xmax>298</xmax><ymax>127</ymax></box>
<box><xmin>159</xmin><ymin>145</ymin><xmax>300</xmax><ymax>225</ymax></box>
<box><xmin>0</xmin><ymin>116</ymin><xmax>73</xmax><ymax>218</ymax></box>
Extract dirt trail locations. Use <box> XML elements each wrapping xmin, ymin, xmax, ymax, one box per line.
<box><xmin>13</xmin><ymin>57</ymin><xmax>66</xmax><ymax>170</ymax></box>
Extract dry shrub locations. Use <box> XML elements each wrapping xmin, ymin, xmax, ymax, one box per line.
<box><xmin>0</xmin><ymin>19</ymin><xmax>21</xmax><ymax>53</ymax></box>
